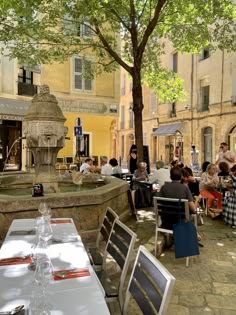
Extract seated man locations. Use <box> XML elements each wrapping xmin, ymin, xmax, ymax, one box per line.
<box><xmin>157</xmin><ymin>167</ymin><xmax>201</xmax><ymax>254</ymax></box>
<box><xmin>149</xmin><ymin>160</ymin><xmax>171</xmax><ymax>187</ymax></box>
<box><xmin>79</xmin><ymin>158</ymin><xmax>95</xmax><ymax>173</ymax></box>
<box><xmin>100</xmin><ymin>156</ymin><xmax>112</xmax><ymax>175</ymax></box>
<box><xmin>159</xmin><ymin>166</ymin><xmax>196</xmax><ymax>229</ymax></box>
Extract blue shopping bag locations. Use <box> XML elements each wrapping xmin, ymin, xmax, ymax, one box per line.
<box><xmin>173</xmin><ymin>220</ymin><xmax>199</xmax><ymax>259</ymax></box>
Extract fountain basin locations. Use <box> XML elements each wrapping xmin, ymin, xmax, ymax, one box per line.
<box><xmin>0</xmin><ymin>173</ymin><xmax>132</xmax><ymax>243</ymax></box>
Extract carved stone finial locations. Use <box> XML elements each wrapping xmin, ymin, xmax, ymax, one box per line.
<box><xmin>40</xmin><ymin>85</ymin><xmax>50</xmax><ymax>94</ymax></box>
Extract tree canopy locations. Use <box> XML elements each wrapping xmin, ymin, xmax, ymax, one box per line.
<box><xmin>0</xmin><ymin>0</ymin><xmax>235</xmax><ymax>159</ymax></box>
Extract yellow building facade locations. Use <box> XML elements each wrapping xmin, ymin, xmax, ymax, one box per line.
<box><xmin>0</xmin><ymin>55</ymin><xmax>120</xmax><ymax>171</ymax></box>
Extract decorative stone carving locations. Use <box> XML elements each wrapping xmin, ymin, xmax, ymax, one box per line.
<box><xmin>23</xmin><ymin>85</ymin><xmax>67</xmax><ymax>193</ymax></box>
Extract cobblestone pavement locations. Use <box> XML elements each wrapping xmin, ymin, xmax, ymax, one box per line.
<box><xmin>125</xmin><ymin>209</ymin><xmax>236</xmax><ymax>315</ymax></box>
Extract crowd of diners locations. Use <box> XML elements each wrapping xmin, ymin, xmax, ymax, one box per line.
<box><xmin>129</xmin><ymin>142</ymin><xmax>236</xmax><ymax>232</ymax></box>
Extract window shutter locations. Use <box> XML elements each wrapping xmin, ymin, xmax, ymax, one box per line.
<box><xmin>74</xmin><ymin>58</ymin><xmax>82</xmax><ymax>89</ymax></box>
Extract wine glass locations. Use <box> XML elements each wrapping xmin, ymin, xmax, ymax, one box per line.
<box><xmin>34</xmin><ymin>257</ymin><xmax>53</xmax><ymax>292</ymax></box>
<box><xmin>31</xmin><ymin>257</ymin><xmax>53</xmax><ymax>314</ymax></box>
<box><xmin>38</xmin><ymin>221</ymin><xmax>53</xmax><ymax>248</ymax></box>
<box><xmin>38</xmin><ymin>202</ymin><xmax>48</xmax><ymax>216</ymax></box>
<box><xmin>38</xmin><ymin>202</ymin><xmax>52</xmax><ymax>219</ymax></box>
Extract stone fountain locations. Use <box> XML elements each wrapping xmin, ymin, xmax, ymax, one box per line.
<box><xmin>23</xmin><ymin>85</ymin><xmax>67</xmax><ymax>193</ymax></box>
<box><xmin>0</xmin><ymin>86</ymin><xmax>133</xmax><ymax>244</ymax></box>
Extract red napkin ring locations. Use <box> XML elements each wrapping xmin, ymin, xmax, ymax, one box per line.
<box><xmin>0</xmin><ymin>256</ymin><xmax>32</xmax><ymax>266</ymax></box>
<box><xmin>50</xmin><ymin>219</ymin><xmax>72</xmax><ymax>224</ymax></box>
<box><xmin>53</xmin><ymin>268</ymin><xmax>90</xmax><ymax>281</ymax></box>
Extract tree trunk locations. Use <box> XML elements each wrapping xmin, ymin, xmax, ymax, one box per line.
<box><xmin>132</xmin><ymin>69</ymin><xmax>144</xmax><ymax>162</ymax></box>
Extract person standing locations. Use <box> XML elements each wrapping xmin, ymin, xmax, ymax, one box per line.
<box><xmin>128</xmin><ymin>144</ymin><xmax>138</xmax><ymax>174</ymax></box>
<box><xmin>190</xmin><ymin>145</ymin><xmax>199</xmax><ymax>171</ymax></box>
<box><xmin>215</xmin><ymin>142</ymin><xmax>235</xmax><ymax>169</ymax></box>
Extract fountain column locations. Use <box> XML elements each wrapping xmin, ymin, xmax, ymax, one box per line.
<box><xmin>23</xmin><ymin>85</ymin><xmax>67</xmax><ymax>193</ymax></box>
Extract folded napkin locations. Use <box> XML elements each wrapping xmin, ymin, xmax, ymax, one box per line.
<box><xmin>50</xmin><ymin>219</ymin><xmax>72</xmax><ymax>224</ymax></box>
<box><xmin>0</xmin><ymin>256</ymin><xmax>32</xmax><ymax>266</ymax></box>
<box><xmin>53</xmin><ymin>268</ymin><xmax>90</xmax><ymax>281</ymax></box>
<box><xmin>9</xmin><ymin>229</ymin><xmax>36</xmax><ymax>236</ymax></box>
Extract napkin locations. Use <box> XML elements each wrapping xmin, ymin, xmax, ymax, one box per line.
<box><xmin>50</xmin><ymin>219</ymin><xmax>72</xmax><ymax>224</ymax></box>
<box><xmin>0</xmin><ymin>256</ymin><xmax>32</xmax><ymax>266</ymax></box>
<box><xmin>9</xmin><ymin>229</ymin><xmax>36</xmax><ymax>236</ymax></box>
<box><xmin>53</xmin><ymin>268</ymin><xmax>90</xmax><ymax>281</ymax></box>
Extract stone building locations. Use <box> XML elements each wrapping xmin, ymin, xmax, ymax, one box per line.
<box><xmin>117</xmin><ymin>44</ymin><xmax>236</xmax><ymax>169</ymax></box>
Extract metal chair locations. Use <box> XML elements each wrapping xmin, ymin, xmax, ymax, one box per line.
<box><xmin>96</xmin><ymin>219</ymin><xmax>137</xmax><ymax>307</ymax></box>
<box><xmin>122</xmin><ymin>245</ymin><xmax>176</xmax><ymax>315</ymax></box>
<box><xmin>153</xmin><ymin>196</ymin><xmax>198</xmax><ymax>267</ymax></box>
<box><xmin>87</xmin><ymin>207</ymin><xmax>118</xmax><ymax>270</ymax></box>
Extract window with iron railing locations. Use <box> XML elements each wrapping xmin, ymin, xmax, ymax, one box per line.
<box><xmin>18</xmin><ymin>68</ymin><xmax>38</xmax><ymax>96</ymax></box>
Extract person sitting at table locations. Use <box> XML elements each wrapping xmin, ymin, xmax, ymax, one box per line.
<box><xmin>109</xmin><ymin>158</ymin><xmax>122</xmax><ymax>178</ymax></box>
<box><xmin>218</xmin><ymin>161</ymin><xmax>230</xmax><ymax>177</ymax></box>
<box><xmin>223</xmin><ymin>164</ymin><xmax>236</xmax><ymax>228</ymax></box>
<box><xmin>182</xmin><ymin>166</ymin><xmax>200</xmax><ymax>199</ymax></box>
<box><xmin>79</xmin><ymin>158</ymin><xmax>95</xmax><ymax>173</ymax></box>
<box><xmin>199</xmin><ymin>163</ymin><xmax>222</xmax><ymax>216</ymax></box>
<box><xmin>148</xmin><ymin>160</ymin><xmax>171</xmax><ymax>188</ymax></box>
<box><xmin>157</xmin><ymin>167</ymin><xmax>201</xmax><ymax>253</ymax></box>
<box><xmin>132</xmin><ymin>162</ymin><xmax>152</xmax><ymax>208</ymax></box>
<box><xmin>100</xmin><ymin>156</ymin><xmax>112</xmax><ymax>175</ymax></box>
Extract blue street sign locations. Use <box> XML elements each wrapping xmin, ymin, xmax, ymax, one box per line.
<box><xmin>74</xmin><ymin>126</ymin><xmax>83</xmax><ymax>136</ymax></box>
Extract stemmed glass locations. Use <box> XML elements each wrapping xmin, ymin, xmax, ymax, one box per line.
<box><xmin>30</xmin><ymin>256</ymin><xmax>53</xmax><ymax>314</ymax></box>
<box><xmin>38</xmin><ymin>202</ymin><xmax>52</xmax><ymax>219</ymax></box>
<box><xmin>38</xmin><ymin>220</ymin><xmax>53</xmax><ymax>248</ymax></box>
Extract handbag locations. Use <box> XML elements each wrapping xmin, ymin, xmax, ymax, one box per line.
<box><xmin>173</xmin><ymin>200</ymin><xmax>199</xmax><ymax>259</ymax></box>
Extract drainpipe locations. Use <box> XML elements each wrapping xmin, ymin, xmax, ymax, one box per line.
<box><xmin>190</xmin><ymin>54</ymin><xmax>194</xmax><ymax>145</ymax></box>
<box><xmin>220</xmin><ymin>49</ymin><xmax>225</xmax><ymax>117</ymax></box>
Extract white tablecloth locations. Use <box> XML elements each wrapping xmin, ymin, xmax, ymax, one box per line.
<box><xmin>0</xmin><ymin>218</ymin><xmax>110</xmax><ymax>315</ymax></box>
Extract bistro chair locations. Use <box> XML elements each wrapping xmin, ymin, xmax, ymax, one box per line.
<box><xmin>153</xmin><ymin>196</ymin><xmax>198</xmax><ymax>267</ymax></box>
<box><xmin>87</xmin><ymin>207</ymin><xmax>118</xmax><ymax>270</ymax></box>
<box><xmin>120</xmin><ymin>245</ymin><xmax>176</xmax><ymax>315</ymax></box>
<box><xmin>96</xmin><ymin>219</ymin><xmax>137</xmax><ymax>307</ymax></box>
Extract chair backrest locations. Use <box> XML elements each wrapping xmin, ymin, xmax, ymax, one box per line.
<box><xmin>153</xmin><ymin>196</ymin><xmax>190</xmax><ymax>229</ymax></box>
<box><xmin>103</xmin><ymin>219</ymin><xmax>137</xmax><ymax>307</ymax></box>
<box><xmin>96</xmin><ymin>207</ymin><xmax>119</xmax><ymax>248</ymax></box>
<box><xmin>123</xmin><ymin>245</ymin><xmax>176</xmax><ymax>315</ymax></box>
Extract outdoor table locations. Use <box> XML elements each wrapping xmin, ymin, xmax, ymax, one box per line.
<box><xmin>0</xmin><ymin>218</ymin><xmax>110</xmax><ymax>315</ymax></box>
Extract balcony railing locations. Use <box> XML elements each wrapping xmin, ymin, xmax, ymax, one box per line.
<box><xmin>18</xmin><ymin>82</ymin><xmax>38</xmax><ymax>97</ymax></box>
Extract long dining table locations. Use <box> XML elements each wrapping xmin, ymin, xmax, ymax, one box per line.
<box><xmin>0</xmin><ymin>218</ymin><xmax>111</xmax><ymax>315</ymax></box>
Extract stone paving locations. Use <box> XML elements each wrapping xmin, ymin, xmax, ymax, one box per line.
<box><xmin>124</xmin><ymin>209</ymin><xmax>236</xmax><ymax>315</ymax></box>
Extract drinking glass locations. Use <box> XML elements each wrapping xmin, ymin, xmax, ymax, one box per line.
<box><xmin>30</xmin><ymin>257</ymin><xmax>53</xmax><ymax>314</ymax></box>
<box><xmin>38</xmin><ymin>221</ymin><xmax>53</xmax><ymax>246</ymax></box>
<box><xmin>38</xmin><ymin>203</ymin><xmax>52</xmax><ymax>219</ymax></box>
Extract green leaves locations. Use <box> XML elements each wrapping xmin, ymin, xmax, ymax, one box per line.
<box><xmin>0</xmin><ymin>0</ymin><xmax>235</xmax><ymax>97</ymax></box>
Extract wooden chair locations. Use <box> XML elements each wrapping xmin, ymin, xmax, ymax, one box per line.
<box><xmin>121</xmin><ymin>245</ymin><xmax>176</xmax><ymax>315</ymax></box>
<box><xmin>153</xmin><ymin>196</ymin><xmax>198</xmax><ymax>267</ymax></box>
<box><xmin>87</xmin><ymin>207</ymin><xmax>118</xmax><ymax>270</ymax></box>
<box><xmin>96</xmin><ymin>219</ymin><xmax>137</xmax><ymax>307</ymax></box>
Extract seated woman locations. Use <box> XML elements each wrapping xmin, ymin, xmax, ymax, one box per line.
<box><xmin>199</xmin><ymin>163</ymin><xmax>222</xmax><ymax>216</ymax></box>
<box><xmin>222</xmin><ymin>164</ymin><xmax>236</xmax><ymax>228</ymax></box>
<box><xmin>109</xmin><ymin>158</ymin><xmax>122</xmax><ymax>178</ymax></box>
<box><xmin>133</xmin><ymin>162</ymin><xmax>152</xmax><ymax>208</ymax></box>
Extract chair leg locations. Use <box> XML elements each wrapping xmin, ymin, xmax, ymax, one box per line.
<box><xmin>154</xmin><ymin>228</ymin><xmax>158</xmax><ymax>257</ymax></box>
<box><xmin>186</xmin><ymin>256</ymin><xmax>190</xmax><ymax>267</ymax></box>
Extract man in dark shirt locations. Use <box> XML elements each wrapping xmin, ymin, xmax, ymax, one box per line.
<box><xmin>159</xmin><ymin>167</ymin><xmax>196</xmax><ymax>229</ymax></box>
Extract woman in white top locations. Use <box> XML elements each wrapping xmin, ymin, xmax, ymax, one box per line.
<box><xmin>199</xmin><ymin>163</ymin><xmax>222</xmax><ymax>211</ymax></box>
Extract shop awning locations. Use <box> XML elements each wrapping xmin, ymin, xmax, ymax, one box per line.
<box><xmin>153</xmin><ymin>122</ymin><xmax>185</xmax><ymax>136</ymax></box>
<box><xmin>0</xmin><ymin>97</ymin><xmax>30</xmax><ymax>120</ymax></box>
